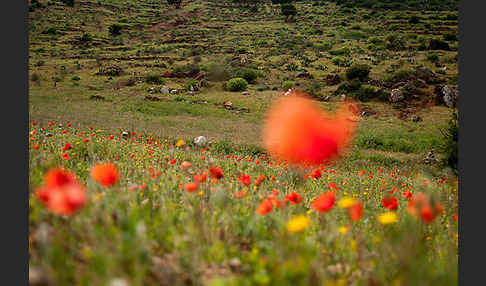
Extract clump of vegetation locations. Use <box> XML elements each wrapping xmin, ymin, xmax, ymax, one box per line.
<box><xmin>384</xmin><ymin>69</ymin><xmax>415</xmax><ymax>84</ymax></box>
<box><xmin>71</xmin><ymin>75</ymin><xmax>80</xmax><ymax>81</ymax></box>
<box><xmin>203</xmin><ymin>62</ymin><xmax>231</xmax><ymax>82</ymax></box>
<box><xmin>282</xmin><ymin>80</ymin><xmax>295</xmax><ymax>90</ymax></box>
<box><xmin>31</xmin><ymin>72</ymin><xmax>40</xmax><ymax>82</ymax></box>
<box><xmin>334</xmin><ymin>78</ymin><xmax>361</xmax><ymax>95</ymax></box>
<box><xmin>173</xmin><ymin>63</ymin><xmax>200</xmax><ymax>77</ymax></box>
<box><xmin>408</xmin><ymin>15</ymin><xmax>421</xmax><ymax>24</ymax></box>
<box><xmin>233</xmin><ymin>68</ymin><xmax>261</xmax><ymax>84</ymax></box>
<box><xmin>385</xmin><ymin>33</ymin><xmax>407</xmax><ymax>51</ymax></box>
<box><xmin>439</xmin><ymin>111</ymin><xmax>458</xmax><ymax>174</ymax></box>
<box><xmin>429</xmin><ymin>39</ymin><xmax>450</xmax><ymax>51</ymax></box>
<box><xmin>427</xmin><ymin>54</ymin><xmax>440</xmax><ymax>64</ymax></box>
<box><xmin>226</xmin><ymin>78</ymin><xmax>248</xmax><ymax>91</ymax></box>
<box><xmin>346</xmin><ymin>64</ymin><xmax>371</xmax><ymax>82</ymax></box>
<box><xmin>145</xmin><ymin>74</ymin><xmax>164</xmax><ymax>85</ymax></box>
<box><xmin>184</xmin><ymin>79</ymin><xmax>200</xmax><ymax>91</ymax></box>
<box><xmin>443</xmin><ymin>33</ymin><xmax>457</xmax><ymax>42</ymax></box>
<box><xmin>108</xmin><ymin>24</ymin><xmax>123</xmax><ymax>36</ymax></box>
<box><xmin>281</xmin><ymin>3</ymin><xmax>297</xmax><ymax>21</ymax></box>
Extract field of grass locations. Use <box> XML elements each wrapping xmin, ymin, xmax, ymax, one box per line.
<box><xmin>29</xmin><ymin>0</ymin><xmax>458</xmax><ymax>285</ymax></box>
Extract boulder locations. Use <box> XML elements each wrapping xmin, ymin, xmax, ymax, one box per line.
<box><xmin>160</xmin><ymin>86</ymin><xmax>170</xmax><ymax>94</ymax></box>
<box><xmin>194</xmin><ymin>136</ymin><xmax>207</xmax><ymax>147</ymax></box>
<box><xmin>390</xmin><ymin>89</ymin><xmax>404</xmax><ymax>103</ymax></box>
<box><xmin>415</xmin><ymin>66</ymin><xmax>443</xmax><ymax>84</ymax></box>
<box><xmin>442</xmin><ymin>85</ymin><xmax>458</xmax><ymax>107</ymax></box>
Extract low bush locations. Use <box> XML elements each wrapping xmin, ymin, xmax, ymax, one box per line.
<box><xmin>429</xmin><ymin>39</ymin><xmax>450</xmax><ymax>50</ymax></box>
<box><xmin>282</xmin><ymin>81</ymin><xmax>295</xmax><ymax>90</ymax></box>
<box><xmin>346</xmin><ymin>64</ymin><xmax>371</xmax><ymax>82</ymax></box>
<box><xmin>226</xmin><ymin>78</ymin><xmax>248</xmax><ymax>91</ymax></box>
<box><xmin>145</xmin><ymin>74</ymin><xmax>164</xmax><ymax>85</ymax></box>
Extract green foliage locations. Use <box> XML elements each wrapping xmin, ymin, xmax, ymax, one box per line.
<box><xmin>167</xmin><ymin>0</ymin><xmax>182</xmax><ymax>9</ymax></box>
<box><xmin>439</xmin><ymin>111</ymin><xmax>458</xmax><ymax>173</ymax></box>
<box><xmin>429</xmin><ymin>39</ymin><xmax>450</xmax><ymax>50</ymax></box>
<box><xmin>108</xmin><ymin>24</ymin><xmax>123</xmax><ymax>36</ymax></box>
<box><xmin>281</xmin><ymin>3</ymin><xmax>297</xmax><ymax>19</ymax></box>
<box><xmin>282</xmin><ymin>80</ymin><xmax>295</xmax><ymax>90</ymax></box>
<box><xmin>145</xmin><ymin>74</ymin><xmax>164</xmax><ymax>85</ymax></box>
<box><xmin>61</xmin><ymin>0</ymin><xmax>74</xmax><ymax>7</ymax></box>
<box><xmin>184</xmin><ymin>79</ymin><xmax>200</xmax><ymax>91</ymax></box>
<box><xmin>226</xmin><ymin>78</ymin><xmax>248</xmax><ymax>91</ymax></box>
<box><xmin>172</xmin><ymin>63</ymin><xmax>200</xmax><ymax>77</ymax></box>
<box><xmin>31</xmin><ymin>73</ymin><xmax>40</xmax><ymax>82</ymax></box>
<box><xmin>71</xmin><ymin>75</ymin><xmax>81</xmax><ymax>81</ymax></box>
<box><xmin>233</xmin><ymin>68</ymin><xmax>260</xmax><ymax>84</ymax></box>
<box><xmin>334</xmin><ymin>79</ymin><xmax>361</xmax><ymax>95</ymax></box>
<box><xmin>385</xmin><ymin>33</ymin><xmax>407</xmax><ymax>51</ymax></box>
<box><xmin>408</xmin><ymin>15</ymin><xmax>421</xmax><ymax>24</ymax></box>
<box><xmin>203</xmin><ymin>62</ymin><xmax>231</xmax><ymax>82</ymax></box>
<box><xmin>346</xmin><ymin>64</ymin><xmax>371</xmax><ymax>82</ymax></box>
<box><xmin>443</xmin><ymin>33</ymin><xmax>457</xmax><ymax>42</ymax></box>
<box><xmin>427</xmin><ymin>54</ymin><xmax>440</xmax><ymax>64</ymax></box>
<box><xmin>384</xmin><ymin>69</ymin><xmax>415</xmax><ymax>84</ymax></box>
<box><xmin>331</xmin><ymin>56</ymin><xmax>350</xmax><ymax>67</ymax></box>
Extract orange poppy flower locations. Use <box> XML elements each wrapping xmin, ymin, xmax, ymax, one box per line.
<box><xmin>90</xmin><ymin>163</ymin><xmax>120</xmax><ymax>187</ymax></box>
<box><xmin>233</xmin><ymin>190</ymin><xmax>247</xmax><ymax>199</ymax></box>
<box><xmin>262</xmin><ymin>93</ymin><xmax>358</xmax><ymax>167</ymax></box>
<box><xmin>328</xmin><ymin>182</ymin><xmax>340</xmax><ymax>191</ymax></box>
<box><xmin>312</xmin><ymin>192</ymin><xmax>336</xmax><ymax>213</ymax></box>
<box><xmin>180</xmin><ymin>161</ymin><xmax>192</xmax><ymax>169</ymax></box>
<box><xmin>382</xmin><ymin>196</ymin><xmax>398</xmax><ymax>210</ymax></box>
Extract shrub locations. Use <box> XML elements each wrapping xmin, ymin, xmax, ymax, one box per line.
<box><xmin>281</xmin><ymin>3</ymin><xmax>297</xmax><ymax>20</ymax></box>
<box><xmin>329</xmin><ymin>47</ymin><xmax>350</xmax><ymax>56</ymax></box>
<box><xmin>439</xmin><ymin>111</ymin><xmax>458</xmax><ymax>174</ymax></box>
<box><xmin>384</xmin><ymin>69</ymin><xmax>414</xmax><ymax>84</ymax></box>
<box><xmin>61</xmin><ymin>0</ymin><xmax>74</xmax><ymax>7</ymax></box>
<box><xmin>427</xmin><ymin>54</ymin><xmax>440</xmax><ymax>63</ymax></box>
<box><xmin>173</xmin><ymin>63</ymin><xmax>200</xmax><ymax>77</ymax></box>
<box><xmin>332</xmin><ymin>56</ymin><xmax>349</xmax><ymax>67</ymax></box>
<box><xmin>353</xmin><ymin>86</ymin><xmax>376</xmax><ymax>102</ymax></box>
<box><xmin>282</xmin><ymin>80</ymin><xmax>295</xmax><ymax>90</ymax></box>
<box><xmin>145</xmin><ymin>74</ymin><xmax>164</xmax><ymax>85</ymax></box>
<box><xmin>71</xmin><ymin>75</ymin><xmax>81</xmax><ymax>81</ymax></box>
<box><xmin>234</xmin><ymin>68</ymin><xmax>260</xmax><ymax>84</ymax></box>
<box><xmin>226</xmin><ymin>78</ymin><xmax>248</xmax><ymax>91</ymax></box>
<box><xmin>167</xmin><ymin>0</ymin><xmax>182</xmax><ymax>9</ymax></box>
<box><xmin>285</xmin><ymin>62</ymin><xmax>299</xmax><ymax>72</ymax></box>
<box><xmin>31</xmin><ymin>73</ymin><xmax>40</xmax><ymax>82</ymax></box>
<box><xmin>346</xmin><ymin>64</ymin><xmax>371</xmax><ymax>82</ymax></box>
<box><xmin>108</xmin><ymin>24</ymin><xmax>123</xmax><ymax>36</ymax></box>
<box><xmin>334</xmin><ymin>79</ymin><xmax>361</xmax><ymax>95</ymax></box>
<box><xmin>184</xmin><ymin>79</ymin><xmax>200</xmax><ymax>91</ymax></box>
<box><xmin>204</xmin><ymin>62</ymin><xmax>231</xmax><ymax>82</ymax></box>
<box><xmin>385</xmin><ymin>33</ymin><xmax>407</xmax><ymax>51</ymax></box>
<box><xmin>429</xmin><ymin>39</ymin><xmax>450</xmax><ymax>50</ymax></box>
<box><xmin>443</xmin><ymin>33</ymin><xmax>457</xmax><ymax>42</ymax></box>
<box><xmin>408</xmin><ymin>15</ymin><xmax>421</xmax><ymax>24</ymax></box>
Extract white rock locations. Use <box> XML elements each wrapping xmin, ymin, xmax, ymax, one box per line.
<box><xmin>194</xmin><ymin>136</ymin><xmax>207</xmax><ymax>146</ymax></box>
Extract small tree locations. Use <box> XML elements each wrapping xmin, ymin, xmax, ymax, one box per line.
<box><xmin>281</xmin><ymin>3</ymin><xmax>297</xmax><ymax>21</ymax></box>
<box><xmin>167</xmin><ymin>0</ymin><xmax>182</xmax><ymax>9</ymax></box>
<box><xmin>108</xmin><ymin>24</ymin><xmax>123</xmax><ymax>36</ymax></box>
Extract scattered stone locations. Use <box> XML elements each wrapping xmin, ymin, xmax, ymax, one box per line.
<box><xmin>194</xmin><ymin>136</ymin><xmax>207</xmax><ymax>147</ymax></box>
<box><xmin>423</xmin><ymin>149</ymin><xmax>438</xmax><ymax>164</ymax></box>
<box><xmin>109</xmin><ymin>278</ymin><xmax>130</xmax><ymax>286</ymax></box>
<box><xmin>390</xmin><ymin>89</ymin><xmax>404</xmax><ymax>103</ymax></box>
<box><xmin>95</xmin><ymin>65</ymin><xmax>125</xmax><ymax>77</ymax></box>
<box><xmin>121</xmin><ymin>131</ymin><xmax>129</xmax><ymax>138</ymax></box>
<box><xmin>284</xmin><ymin>89</ymin><xmax>293</xmax><ymax>96</ymax></box>
<box><xmin>148</xmin><ymin>87</ymin><xmax>157</xmax><ymax>94</ymax></box>
<box><xmin>322</xmin><ymin>95</ymin><xmax>331</xmax><ymax>102</ymax></box>
<box><xmin>242</xmin><ymin>90</ymin><xmax>249</xmax><ymax>95</ymax></box>
<box><xmin>170</xmin><ymin>89</ymin><xmax>179</xmax><ymax>94</ymax></box>
<box><xmin>195</xmin><ymin>71</ymin><xmax>206</xmax><ymax>81</ymax></box>
<box><xmin>340</xmin><ymin>94</ymin><xmax>347</xmax><ymax>101</ymax></box>
<box><xmin>160</xmin><ymin>86</ymin><xmax>170</xmax><ymax>94</ymax></box>
<box><xmin>224</xmin><ymin>102</ymin><xmax>233</xmax><ymax>110</ymax></box>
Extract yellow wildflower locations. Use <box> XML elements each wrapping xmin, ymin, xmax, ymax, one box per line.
<box><xmin>337</xmin><ymin>197</ymin><xmax>355</xmax><ymax>208</ymax></box>
<box><xmin>286</xmin><ymin>215</ymin><xmax>311</xmax><ymax>233</ymax></box>
<box><xmin>176</xmin><ymin>139</ymin><xmax>185</xmax><ymax>147</ymax></box>
<box><xmin>377</xmin><ymin>212</ymin><xmax>398</xmax><ymax>225</ymax></box>
<box><xmin>338</xmin><ymin>226</ymin><xmax>348</xmax><ymax>234</ymax></box>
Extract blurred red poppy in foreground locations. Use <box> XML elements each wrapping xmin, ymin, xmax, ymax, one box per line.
<box><xmin>209</xmin><ymin>166</ymin><xmax>224</xmax><ymax>180</ymax></box>
<box><xmin>407</xmin><ymin>192</ymin><xmax>443</xmax><ymax>224</ymax></box>
<box><xmin>256</xmin><ymin>199</ymin><xmax>273</xmax><ymax>215</ymax></box>
<box><xmin>90</xmin><ymin>163</ymin><xmax>120</xmax><ymax>187</ymax></box>
<box><xmin>312</xmin><ymin>192</ymin><xmax>336</xmax><ymax>213</ymax></box>
<box><xmin>263</xmin><ymin>93</ymin><xmax>358</xmax><ymax>167</ymax></box>
<box><xmin>35</xmin><ymin>168</ymin><xmax>86</xmax><ymax>216</ymax></box>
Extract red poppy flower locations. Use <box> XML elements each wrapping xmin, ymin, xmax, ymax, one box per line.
<box><xmin>35</xmin><ymin>168</ymin><xmax>86</xmax><ymax>216</ymax></box>
<box><xmin>402</xmin><ymin>191</ymin><xmax>412</xmax><ymax>199</ymax></box>
<box><xmin>285</xmin><ymin>191</ymin><xmax>302</xmax><ymax>205</ymax></box>
<box><xmin>90</xmin><ymin>163</ymin><xmax>120</xmax><ymax>187</ymax></box>
<box><xmin>169</xmin><ymin>158</ymin><xmax>177</xmax><ymax>165</ymax></box>
<box><xmin>62</xmin><ymin>143</ymin><xmax>73</xmax><ymax>151</ymax></box>
<box><xmin>33</xmin><ymin>145</ymin><xmax>39</xmax><ymax>150</ymax></box>
<box><xmin>382</xmin><ymin>196</ymin><xmax>398</xmax><ymax>210</ymax></box>
<box><xmin>256</xmin><ymin>199</ymin><xmax>273</xmax><ymax>215</ymax></box>
<box><xmin>310</xmin><ymin>169</ymin><xmax>322</xmax><ymax>179</ymax></box>
<box><xmin>66</xmin><ymin>123</ymin><xmax>71</xmax><ymax>127</ymax></box>
<box><xmin>328</xmin><ymin>182</ymin><xmax>340</xmax><ymax>191</ymax></box>
<box><xmin>239</xmin><ymin>174</ymin><xmax>251</xmax><ymax>186</ymax></box>
<box><xmin>61</xmin><ymin>152</ymin><xmax>70</xmax><ymax>160</ymax></box>
<box><xmin>233</xmin><ymin>190</ymin><xmax>247</xmax><ymax>199</ymax></box>
<box><xmin>209</xmin><ymin>166</ymin><xmax>224</xmax><ymax>179</ymax></box>
<box><xmin>184</xmin><ymin>181</ymin><xmax>199</xmax><ymax>192</ymax></box>
<box><xmin>312</xmin><ymin>192</ymin><xmax>336</xmax><ymax>213</ymax></box>
<box><xmin>180</xmin><ymin>161</ymin><xmax>192</xmax><ymax>169</ymax></box>
<box><xmin>349</xmin><ymin>201</ymin><xmax>363</xmax><ymax>222</ymax></box>
<box><xmin>262</xmin><ymin>93</ymin><xmax>358</xmax><ymax>167</ymax></box>
<box><xmin>109</xmin><ymin>135</ymin><xmax>115</xmax><ymax>140</ymax></box>
<box><xmin>82</xmin><ymin>138</ymin><xmax>89</xmax><ymax>143</ymax></box>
